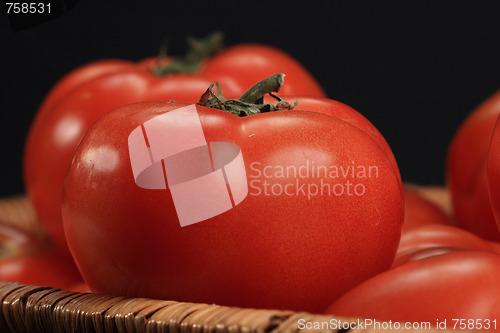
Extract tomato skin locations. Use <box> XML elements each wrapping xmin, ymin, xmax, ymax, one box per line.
<box><xmin>488</xmin><ymin>115</ymin><xmax>500</xmax><ymax>231</ymax></box>
<box><xmin>0</xmin><ymin>224</ymin><xmax>82</xmax><ymax>289</ymax></box>
<box><xmin>392</xmin><ymin>224</ymin><xmax>494</xmax><ymax>267</ymax></box>
<box><xmin>447</xmin><ymin>90</ymin><xmax>500</xmax><ymax>241</ymax></box>
<box><xmin>24</xmin><ymin>46</ymin><xmax>325</xmax><ymax>252</ymax></box>
<box><xmin>326</xmin><ymin>252</ymin><xmax>500</xmax><ymax>330</ymax></box>
<box><xmin>401</xmin><ymin>186</ymin><xmax>451</xmax><ymax>231</ymax></box>
<box><xmin>62</xmin><ymin>100</ymin><xmax>403</xmax><ymax>313</ymax></box>
<box><xmin>37</xmin><ymin>60</ymin><xmax>136</xmax><ymax>114</ymax></box>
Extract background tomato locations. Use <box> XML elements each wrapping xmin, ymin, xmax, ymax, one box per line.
<box><xmin>202</xmin><ymin>44</ymin><xmax>325</xmax><ymax>97</ymax></box>
<box><xmin>401</xmin><ymin>186</ymin><xmax>452</xmax><ymax>231</ymax></box>
<box><xmin>24</xmin><ymin>42</ymin><xmax>325</xmax><ymax>252</ymax></box>
<box><xmin>326</xmin><ymin>251</ymin><xmax>500</xmax><ymax>331</ymax></box>
<box><xmin>0</xmin><ymin>223</ymin><xmax>82</xmax><ymax>289</ymax></box>
<box><xmin>392</xmin><ymin>224</ymin><xmax>494</xmax><ymax>267</ymax></box>
<box><xmin>447</xmin><ymin>90</ymin><xmax>500</xmax><ymax>241</ymax></box>
<box><xmin>62</xmin><ymin>95</ymin><xmax>403</xmax><ymax>313</ymax></box>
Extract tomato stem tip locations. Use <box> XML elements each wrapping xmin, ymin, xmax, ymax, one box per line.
<box><xmin>198</xmin><ymin>74</ymin><xmax>297</xmax><ymax>117</ymax></box>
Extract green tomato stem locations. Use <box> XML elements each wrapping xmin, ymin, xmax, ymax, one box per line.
<box><xmin>197</xmin><ymin>74</ymin><xmax>298</xmax><ymax>117</ymax></box>
<box><xmin>154</xmin><ymin>32</ymin><xmax>224</xmax><ymax>76</ymax></box>
<box><xmin>238</xmin><ymin>73</ymin><xmax>285</xmax><ymax>104</ymax></box>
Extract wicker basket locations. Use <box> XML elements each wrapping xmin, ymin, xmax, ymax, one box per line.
<box><xmin>0</xmin><ymin>189</ymin><xmax>454</xmax><ymax>333</ymax></box>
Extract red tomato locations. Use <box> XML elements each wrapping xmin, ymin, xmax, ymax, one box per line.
<box><xmin>202</xmin><ymin>44</ymin><xmax>325</xmax><ymax>97</ymax></box>
<box><xmin>326</xmin><ymin>252</ymin><xmax>500</xmax><ymax>331</ymax></box>
<box><xmin>62</xmin><ymin>87</ymin><xmax>403</xmax><ymax>313</ymax></box>
<box><xmin>401</xmin><ymin>186</ymin><xmax>452</xmax><ymax>231</ymax></box>
<box><xmin>488</xmin><ymin>114</ymin><xmax>500</xmax><ymax>231</ymax></box>
<box><xmin>392</xmin><ymin>224</ymin><xmax>494</xmax><ymax>267</ymax></box>
<box><xmin>24</xmin><ymin>42</ymin><xmax>325</xmax><ymax>252</ymax></box>
<box><xmin>447</xmin><ymin>90</ymin><xmax>500</xmax><ymax>241</ymax></box>
<box><xmin>0</xmin><ymin>223</ymin><xmax>82</xmax><ymax>289</ymax></box>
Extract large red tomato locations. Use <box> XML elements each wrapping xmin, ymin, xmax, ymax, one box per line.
<box><xmin>488</xmin><ymin>114</ymin><xmax>500</xmax><ymax>231</ymax></box>
<box><xmin>24</xmin><ymin>39</ymin><xmax>325</xmax><ymax>252</ymax></box>
<box><xmin>447</xmin><ymin>90</ymin><xmax>500</xmax><ymax>241</ymax></box>
<box><xmin>326</xmin><ymin>251</ymin><xmax>500</xmax><ymax>331</ymax></box>
<box><xmin>0</xmin><ymin>223</ymin><xmax>82</xmax><ymax>289</ymax></box>
<box><xmin>61</xmin><ymin>81</ymin><xmax>403</xmax><ymax>313</ymax></box>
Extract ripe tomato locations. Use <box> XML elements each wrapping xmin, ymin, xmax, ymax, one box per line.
<box><xmin>202</xmin><ymin>44</ymin><xmax>325</xmax><ymax>97</ymax></box>
<box><xmin>447</xmin><ymin>90</ymin><xmax>500</xmax><ymax>241</ymax></box>
<box><xmin>488</xmin><ymin>114</ymin><xmax>500</xmax><ymax>231</ymax></box>
<box><xmin>0</xmin><ymin>223</ymin><xmax>82</xmax><ymax>289</ymax></box>
<box><xmin>392</xmin><ymin>224</ymin><xmax>494</xmax><ymax>268</ymax></box>
<box><xmin>24</xmin><ymin>39</ymin><xmax>325</xmax><ymax>252</ymax></box>
<box><xmin>62</xmin><ymin>81</ymin><xmax>403</xmax><ymax>313</ymax></box>
<box><xmin>326</xmin><ymin>251</ymin><xmax>500</xmax><ymax>331</ymax></box>
<box><xmin>401</xmin><ymin>186</ymin><xmax>451</xmax><ymax>231</ymax></box>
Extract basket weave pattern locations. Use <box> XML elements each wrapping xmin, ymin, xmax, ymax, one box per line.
<box><xmin>0</xmin><ymin>281</ymin><xmax>362</xmax><ymax>333</ymax></box>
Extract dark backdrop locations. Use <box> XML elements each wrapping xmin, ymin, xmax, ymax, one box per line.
<box><xmin>1</xmin><ymin>0</ymin><xmax>500</xmax><ymax>197</ymax></box>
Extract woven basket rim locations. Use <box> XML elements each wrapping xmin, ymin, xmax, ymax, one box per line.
<box><xmin>0</xmin><ymin>280</ymin><xmax>460</xmax><ymax>333</ymax></box>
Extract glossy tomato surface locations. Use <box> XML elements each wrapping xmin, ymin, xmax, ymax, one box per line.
<box><xmin>447</xmin><ymin>90</ymin><xmax>500</xmax><ymax>240</ymax></box>
<box><xmin>326</xmin><ymin>251</ymin><xmax>500</xmax><ymax>331</ymax></box>
<box><xmin>62</xmin><ymin>99</ymin><xmax>403</xmax><ymax>313</ymax></box>
<box><xmin>0</xmin><ymin>223</ymin><xmax>82</xmax><ymax>289</ymax></box>
<box><xmin>24</xmin><ymin>44</ymin><xmax>325</xmax><ymax>252</ymax></box>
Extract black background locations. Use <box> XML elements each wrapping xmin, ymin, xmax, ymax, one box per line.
<box><xmin>1</xmin><ymin>0</ymin><xmax>499</xmax><ymax>197</ymax></box>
